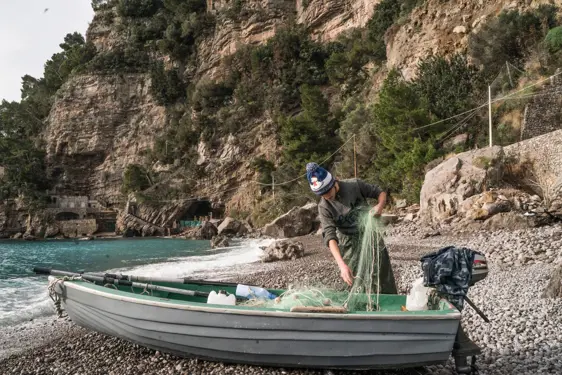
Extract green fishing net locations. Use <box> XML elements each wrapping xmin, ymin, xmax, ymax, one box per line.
<box><xmin>242</xmin><ymin>212</ymin><xmax>386</xmax><ymax>312</ymax></box>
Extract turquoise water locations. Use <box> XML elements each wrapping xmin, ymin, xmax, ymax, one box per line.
<box><xmin>0</xmin><ymin>237</ymin><xmax>271</xmax><ymax>327</ymax></box>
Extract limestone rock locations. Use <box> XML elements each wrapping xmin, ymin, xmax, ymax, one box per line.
<box><xmin>453</xmin><ymin>25</ymin><xmax>467</xmax><ymax>34</ymax></box>
<box><xmin>481</xmin><ymin>212</ymin><xmax>534</xmax><ymax>231</ymax></box>
<box><xmin>44</xmin><ymin>225</ymin><xmax>60</xmax><ymax>239</ymax></box>
<box><xmin>199</xmin><ymin>221</ymin><xmax>219</xmax><ymax>240</ymax></box>
<box><xmin>23</xmin><ymin>233</ymin><xmax>36</xmax><ymax>241</ymax></box>
<box><xmin>419</xmin><ymin>146</ymin><xmax>504</xmax><ymax>224</ymax></box>
<box><xmin>262</xmin><ymin>203</ymin><xmax>318</xmax><ymax>238</ymax></box>
<box><xmin>261</xmin><ymin>240</ymin><xmax>305</xmax><ymax>262</ymax></box>
<box><xmin>217</xmin><ymin>217</ymin><xmax>248</xmax><ymax>236</ymax></box>
<box><xmin>211</xmin><ymin>235</ymin><xmax>230</xmax><ymax>249</ymax></box>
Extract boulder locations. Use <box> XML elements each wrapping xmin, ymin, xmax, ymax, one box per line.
<box><xmin>211</xmin><ymin>235</ymin><xmax>230</xmax><ymax>248</ymax></box>
<box><xmin>44</xmin><ymin>225</ymin><xmax>60</xmax><ymax>238</ymax></box>
<box><xmin>262</xmin><ymin>203</ymin><xmax>318</xmax><ymax>238</ymax></box>
<box><xmin>481</xmin><ymin>212</ymin><xmax>535</xmax><ymax>231</ymax></box>
<box><xmin>543</xmin><ymin>266</ymin><xmax>562</xmax><ymax>298</ymax></box>
<box><xmin>199</xmin><ymin>221</ymin><xmax>218</xmax><ymax>240</ymax></box>
<box><xmin>420</xmin><ymin>146</ymin><xmax>504</xmax><ymax>224</ymax></box>
<box><xmin>12</xmin><ymin>232</ymin><xmax>23</xmax><ymax>239</ymax></box>
<box><xmin>217</xmin><ymin>217</ymin><xmax>247</xmax><ymax>236</ymax></box>
<box><xmin>23</xmin><ymin>233</ymin><xmax>36</xmax><ymax>241</ymax></box>
<box><xmin>261</xmin><ymin>240</ymin><xmax>305</xmax><ymax>262</ymax></box>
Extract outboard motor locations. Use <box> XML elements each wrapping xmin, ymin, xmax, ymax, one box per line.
<box><xmin>420</xmin><ymin>247</ymin><xmax>489</xmax><ymax>375</ymax></box>
<box><xmin>452</xmin><ymin>252</ymin><xmax>489</xmax><ymax>374</ymax></box>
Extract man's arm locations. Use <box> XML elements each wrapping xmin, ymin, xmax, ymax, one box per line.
<box><xmin>319</xmin><ymin>206</ymin><xmax>354</xmax><ymax>286</ymax></box>
<box><xmin>328</xmin><ymin>239</ymin><xmax>354</xmax><ymax>286</ymax></box>
<box><xmin>357</xmin><ymin>179</ymin><xmax>387</xmax><ymax>217</ymax></box>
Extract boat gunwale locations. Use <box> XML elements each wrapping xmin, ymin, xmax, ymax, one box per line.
<box><xmin>56</xmin><ymin>278</ymin><xmax>462</xmax><ymax>321</ymax></box>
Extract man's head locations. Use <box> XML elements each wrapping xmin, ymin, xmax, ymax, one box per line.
<box><xmin>306</xmin><ymin>162</ymin><xmax>336</xmax><ymax>199</ymax></box>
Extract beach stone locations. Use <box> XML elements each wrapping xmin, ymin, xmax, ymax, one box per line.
<box><xmin>543</xmin><ymin>266</ymin><xmax>562</xmax><ymax>298</ymax></box>
<box><xmin>261</xmin><ymin>240</ymin><xmax>305</xmax><ymax>262</ymax></box>
<box><xmin>210</xmin><ymin>235</ymin><xmax>229</xmax><ymax>248</ymax></box>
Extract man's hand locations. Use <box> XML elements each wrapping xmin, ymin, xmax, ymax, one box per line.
<box><xmin>339</xmin><ymin>263</ymin><xmax>354</xmax><ymax>286</ymax></box>
<box><xmin>370</xmin><ymin>204</ymin><xmax>383</xmax><ymax>217</ymax></box>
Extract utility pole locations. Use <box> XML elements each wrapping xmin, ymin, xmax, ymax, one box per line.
<box><xmin>488</xmin><ymin>85</ymin><xmax>493</xmax><ymax>148</ymax></box>
<box><xmin>506</xmin><ymin>61</ymin><xmax>513</xmax><ymax>87</ymax></box>
<box><xmin>353</xmin><ymin>135</ymin><xmax>357</xmax><ymax>179</ymax></box>
<box><xmin>271</xmin><ymin>172</ymin><xmax>275</xmax><ymax>200</ymax></box>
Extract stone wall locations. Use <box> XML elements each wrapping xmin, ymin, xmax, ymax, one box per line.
<box><xmin>521</xmin><ymin>72</ymin><xmax>562</xmax><ymax>140</ymax></box>
<box><xmin>58</xmin><ymin>219</ymin><xmax>98</xmax><ymax>237</ymax></box>
<box><xmin>504</xmin><ymin>129</ymin><xmax>562</xmax><ymax>175</ymax></box>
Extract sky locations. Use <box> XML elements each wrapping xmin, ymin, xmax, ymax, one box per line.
<box><xmin>0</xmin><ymin>0</ymin><xmax>94</xmax><ymax>102</ymax></box>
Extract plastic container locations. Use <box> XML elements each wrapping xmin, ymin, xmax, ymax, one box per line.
<box><xmin>405</xmin><ymin>277</ymin><xmax>430</xmax><ymax>311</ymax></box>
<box><xmin>236</xmin><ymin>284</ymin><xmax>276</xmax><ymax>300</ymax></box>
<box><xmin>207</xmin><ymin>290</ymin><xmax>236</xmax><ymax>305</ymax></box>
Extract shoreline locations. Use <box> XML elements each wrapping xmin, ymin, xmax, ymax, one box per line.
<box><xmin>1</xmin><ymin>226</ymin><xmax>561</xmax><ymax>374</ymax></box>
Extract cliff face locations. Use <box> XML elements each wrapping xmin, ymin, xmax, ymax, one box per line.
<box><xmin>45</xmin><ymin>73</ymin><xmax>166</xmax><ymax>204</ymax></box>
<box><xmin>40</xmin><ymin>0</ymin><xmax>561</xmax><ymax>223</ymax></box>
<box><xmin>297</xmin><ymin>0</ymin><xmax>380</xmax><ymax>41</ymax></box>
<box><xmin>385</xmin><ymin>0</ymin><xmax>562</xmax><ymax>80</ymax></box>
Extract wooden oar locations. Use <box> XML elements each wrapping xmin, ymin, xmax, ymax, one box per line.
<box><xmin>33</xmin><ymin>267</ymin><xmax>247</xmax><ymax>300</ymax></box>
<box><xmin>34</xmin><ymin>267</ymin><xmax>261</xmax><ymax>288</ymax></box>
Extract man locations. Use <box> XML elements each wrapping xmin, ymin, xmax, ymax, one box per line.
<box><xmin>306</xmin><ymin>162</ymin><xmax>397</xmax><ymax>294</ymax></box>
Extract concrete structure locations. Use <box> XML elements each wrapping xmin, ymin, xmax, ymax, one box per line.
<box><xmin>46</xmin><ymin>194</ymin><xmax>117</xmax><ymax>235</ymax></box>
<box><xmin>59</xmin><ymin>219</ymin><xmax>98</xmax><ymax>237</ymax></box>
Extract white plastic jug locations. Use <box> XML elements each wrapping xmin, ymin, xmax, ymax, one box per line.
<box><xmin>405</xmin><ymin>277</ymin><xmax>430</xmax><ymax>311</ymax></box>
<box><xmin>207</xmin><ymin>290</ymin><xmax>236</xmax><ymax>305</ymax></box>
<box><xmin>235</xmin><ymin>284</ymin><xmax>276</xmax><ymax>300</ymax></box>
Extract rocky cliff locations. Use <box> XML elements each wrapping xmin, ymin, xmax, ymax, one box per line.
<box><xmin>37</xmin><ymin>0</ymin><xmax>562</xmax><ymax>231</ymax></box>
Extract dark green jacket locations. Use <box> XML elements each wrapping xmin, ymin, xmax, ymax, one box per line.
<box><xmin>318</xmin><ymin>178</ymin><xmax>383</xmax><ymax>247</ymax></box>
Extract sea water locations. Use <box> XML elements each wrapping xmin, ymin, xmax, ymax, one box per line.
<box><xmin>0</xmin><ymin>237</ymin><xmax>272</xmax><ymax>327</ymax></box>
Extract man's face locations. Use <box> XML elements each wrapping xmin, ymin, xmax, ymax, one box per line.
<box><xmin>321</xmin><ymin>185</ymin><xmax>337</xmax><ymax>201</ymax></box>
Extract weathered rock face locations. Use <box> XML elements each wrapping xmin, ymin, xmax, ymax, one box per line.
<box><xmin>263</xmin><ymin>202</ymin><xmax>319</xmax><ymax>238</ymax></box>
<box><xmin>118</xmin><ymin>213</ymin><xmax>165</xmax><ymax>237</ymax></box>
<box><xmin>420</xmin><ymin>146</ymin><xmax>504</xmax><ymax>224</ymax></box>
<box><xmin>385</xmin><ymin>0</ymin><xmax>542</xmax><ymax>80</ymax></box>
<box><xmin>297</xmin><ymin>0</ymin><xmax>379</xmax><ymax>42</ymax></box>
<box><xmin>261</xmin><ymin>239</ymin><xmax>305</xmax><ymax>262</ymax></box>
<box><xmin>0</xmin><ymin>202</ymin><xmax>25</xmax><ymax>238</ymax></box>
<box><xmin>45</xmin><ymin>74</ymin><xmax>166</xmax><ymax>203</ymax></box>
<box><xmin>198</xmin><ymin>0</ymin><xmax>294</xmax><ymax>79</ymax></box>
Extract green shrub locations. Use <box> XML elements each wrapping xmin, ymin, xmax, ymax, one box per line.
<box><xmin>149</xmin><ymin>61</ymin><xmax>186</xmax><ymax>105</ymax></box>
<box><xmin>545</xmin><ymin>26</ymin><xmax>562</xmax><ymax>53</ymax></box>
<box><xmin>469</xmin><ymin>6</ymin><xmax>558</xmax><ymax>76</ymax></box>
<box><xmin>117</xmin><ymin>0</ymin><xmax>163</xmax><ymax>18</ymax></box>
<box><xmin>414</xmin><ymin>53</ymin><xmax>484</xmax><ymax>121</ymax></box>
<box><xmin>122</xmin><ymin>164</ymin><xmax>152</xmax><ymax>193</ymax></box>
<box><xmin>86</xmin><ymin>48</ymin><xmax>151</xmax><ymax>73</ymax></box>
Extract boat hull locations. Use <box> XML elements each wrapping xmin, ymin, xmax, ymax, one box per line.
<box><xmin>55</xmin><ymin>279</ymin><xmax>460</xmax><ymax>370</ymax></box>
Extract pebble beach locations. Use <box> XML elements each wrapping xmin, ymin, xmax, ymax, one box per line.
<box><xmin>1</xmin><ymin>223</ymin><xmax>561</xmax><ymax>375</ymax></box>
